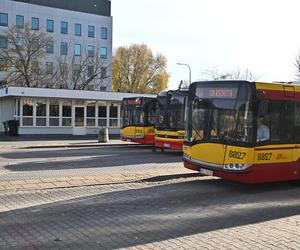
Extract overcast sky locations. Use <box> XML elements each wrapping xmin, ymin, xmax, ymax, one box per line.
<box><xmin>112</xmin><ymin>0</ymin><xmax>300</xmax><ymax>90</ymax></box>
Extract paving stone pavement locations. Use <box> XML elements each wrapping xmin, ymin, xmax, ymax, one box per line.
<box><xmin>1</xmin><ymin>177</ymin><xmax>300</xmax><ymax>249</ymax></box>
<box><xmin>0</xmin><ymin>145</ymin><xmax>191</xmax><ymax>190</ymax></box>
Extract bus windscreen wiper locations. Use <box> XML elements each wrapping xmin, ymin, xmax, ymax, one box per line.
<box><xmin>191</xmin><ymin>125</ymin><xmax>204</xmax><ymax>142</ymax></box>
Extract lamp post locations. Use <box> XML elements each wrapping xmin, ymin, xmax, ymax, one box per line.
<box><xmin>177</xmin><ymin>63</ymin><xmax>191</xmax><ymax>84</ymax></box>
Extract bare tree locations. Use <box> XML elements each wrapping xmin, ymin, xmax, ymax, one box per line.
<box><xmin>295</xmin><ymin>52</ymin><xmax>300</xmax><ymax>80</ymax></box>
<box><xmin>200</xmin><ymin>67</ymin><xmax>259</xmax><ymax>81</ymax></box>
<box><xmin>47</xmin><ymin>54</ymin><xmax>111</xmax><ymax>90</ymax></box>
<box><xmin>0</xmin><ymin>23</ymin><xmax>53</xmax><ymax>87</ymax></box>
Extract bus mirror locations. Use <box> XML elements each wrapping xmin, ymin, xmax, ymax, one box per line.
<box><xmin>258</xmin><ymin>100</ymin><xmax>268</xmax><ymax>116</ymax></box>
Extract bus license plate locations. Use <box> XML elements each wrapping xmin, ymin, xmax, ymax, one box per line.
<box><xmin>200</xmin><ymin>168</ymin><xmax>213</xmax><ymax>176</ymax></box>
<box><xmin>126</xmin><ymin>139</ymin><xmax>131</xmax><ymax>142</ymax></box>
<box><xmin>163</xmin><ymin>143</ymin><xmax>170</xmax><ymax>148</ymax></box>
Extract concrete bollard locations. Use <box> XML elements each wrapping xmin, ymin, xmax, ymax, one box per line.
<box><xmin>98</xmin><ymin>127</ymin><xmax>109</xmax><ymax>143</ymax></box>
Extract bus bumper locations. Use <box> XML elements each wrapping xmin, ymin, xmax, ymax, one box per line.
<box><xmin>155</xmin><ymin>139</ymin><xmax>183</xmax><ymax>151</ymax></box>
<box><xmin>121</xmin><ymin>135</ymin><xmax>155</xmax><ymax>145</ymax></box>
<box><xmin>183</xmin><ymin>157</ymin><xmax>300</xmax><ymax>184</ymax></box>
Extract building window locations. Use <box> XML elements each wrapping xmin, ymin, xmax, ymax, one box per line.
<box><xmin>98</xmin><ymin>106</ymin><xmax>107</xmax><ymax>126</ymax></box>
<box><xmin>100</xmin><ymin>47</ymin><xmax>107</xmax><ymax>59</ymax></box>
<box><xmin>73</xmin><ymin>64</ymin><xmax>80</xmax><ymax>77</ymax></box>
<box><xmin>46</xmin><ymin>62</ymin><xmax>53</xmax><ymax>74</ymax></box>
<box><xmin>87</xmin><ymin>45</ymin><xmax>94</xmax><ymax>57</ymax></box>
<box><xmin>0</xmin><ymin>58</ymin><xmax>7</xmax><ymax>71</ymax></box>
<box><xmin>0</xmin><ymin>13</ymin><xmax>8</xmax><ymax>27</ymax></box>
<box><xmin>110</xmin><ymin>105</ymin><xmax>118</xmax><ymax>127</ymax></box>
<box><xmin>100</xmin><ymin>67</ymin><xmax>107</xmax><ymax>79</ymax></box>
<box><xmin>88</xmin><ymin>25</ymin><xmax>95</xmax><ymax>38</ymax></box>
<box><xmin>49</xmin><ymin>99</ymin><xmax>59</xmax><ymax>126</ymax></box>
<box><xmin>46</xmin><ymin>19</ymin><xmax>54</xmax><ymax>32</ymax></box>
<box><xmin>60</xmin><ymin>42</ymin><xmax>68</xmax><ymax>55</ymax></box>
<box><xmin>46</xmin><ymin>41</ymin><xmax>53</xmax><ymax>54</ymax></box>
<box><xmin>22</xmin><ymin>99</ymin><xmax>33</xmax><ymax>126</ymax></box>
<box><xmin>87</xmin><ymin>103</ymin><xmax>96</xmax><ymax>127</ymax></box>
<box><xmin>61</xmin><ymin>21</ymin><xmax>68</xmax><ymax>34</ymax></box>
<box><xmin>31</xmin><ymin>61</ymin><xmax>39</xmax><ymax>74</ymax></box>
<box><xmin>101</xmin><ymin>27</ymin><xmax>107</xmax><ymax>39</ymax></box>
<box><xmin>31</xmin><ymin>17</ymin><xmax>39</xmax><ymax>30</ymax></box>
<box><xmin>16</xmin><ymin>37</ymin><xmax>24</xmax><ymax>48</ymax></box>
<box><xmin>75</xmin><ymin>23</ymin><xmax>81</xmax><ymax>36</ymax></box>
<box><xmin>0</xmin><ymin>36</ymin><xmax>7</xmax><ymax>49</ymax></box>
<box><xmin>16</xmin><ymin>15</ymin><xmax>24</xmax><ymax>28</ymax></box>
<box><xmin>74</xmin><ymin>44</ymin><xmax>81</xmax><ymax>56</ymax></box>
<box><xmin>62</xmin><ymin>100</ymin><xmax>72</xmax><ymax>126</ymax></box>
<box><xmin>87</xmin><ymin>65</ymin><xmax>94</xmax><ymax>78</ymax></box>
<box><xmin>36</xmin><ymin>99</ymin><xmax>46</xmax><ymax>126</ymax></box>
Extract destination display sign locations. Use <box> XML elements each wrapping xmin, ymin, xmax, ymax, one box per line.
<box><xmin>123</xmin><ymin>99</ymin><xmax>142</xmax><ymax>105</ymax></box>
<box><xmin>196</xmin><ymin>87</ymin><xmax>238</xmax><ymax>99</ymax></box>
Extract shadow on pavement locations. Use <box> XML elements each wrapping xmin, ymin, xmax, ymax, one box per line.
<box><xmin>1</xmin><ymin>178</ymin><xmax>300</xmax><ymax>248</ymax></box>
<box><xmin>2</xmin><ymin>147</ymin><xmax>182</xmax><ymax>172</ymax></box>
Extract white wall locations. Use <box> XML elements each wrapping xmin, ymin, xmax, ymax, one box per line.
<box><xmin>0</xmin><ymin>97</ymin><xmax>15</xmax><ymax>133</ymax></box>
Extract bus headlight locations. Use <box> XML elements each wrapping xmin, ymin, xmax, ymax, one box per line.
<box><xmin>224</xmin><ymin>163</ymin><xmax>251</xmax><ymax>171</ymax></box>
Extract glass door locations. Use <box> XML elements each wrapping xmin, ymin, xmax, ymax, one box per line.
<box><xmin>75</xmin><ymin>107</ymin><xmax>84</xmax><ymax>127</ymax></box>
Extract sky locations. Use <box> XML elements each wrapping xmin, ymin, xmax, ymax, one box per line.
<box><xmin>111</xmin><ymin>0</ymin><xmax>300</xmax><ymax>90</ymax></box>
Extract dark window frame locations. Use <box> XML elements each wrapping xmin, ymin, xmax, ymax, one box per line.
<box><xmin>61</xmin><ymin>21</ymin><xmax>68</xmax><ymax>34</ymax></box>
<box><xmin>31</xmin><ymin>17</ymin><xmax>39</xmax><ymax>30</ymax></box>
<box><xmin>0</xmin><ymin>13</ymin><xmax>8</xmax><ymax>27</ymax></box>
<box><xmin>46</xmin><ymin>19</ymin><xmax>54</xmax><ymax>32</ymax></box>
<box><xmin>88</xmin><ymin>25</ymin><xmax>95</xmax><ymax>38</ymax></box>
<box><xmin>16</xmin><ymin>15</ymin><xmax>24</xmax><ymax>28</ymax></box>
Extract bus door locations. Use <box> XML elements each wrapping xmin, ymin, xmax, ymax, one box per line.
<box><xmin>190</xmin><ymin>101</ymin><xmax>227</xmax><ymax>168</ymax></box>
<box><xmin>133</xmin><ymin>106</ymin><xmax>144</xmax><ymax>138</ymax></box>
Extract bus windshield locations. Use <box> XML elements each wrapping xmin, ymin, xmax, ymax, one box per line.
<box><xmin>156</xmin><ymin>91</ymin><xmax>186</xmax><ymax>130</ymax></box>
<box><xmin>186</xmin><ymin>82</ymin><xmax>254</xmax><ymax>145</ymax></box>
<box><xmin>122</xmin><ymin>98</ymin><xmax>156</xmax><ymax>127</ymax></box>
<box><xmin>122</xmin><ymin>104</ymin><xmax>145</xmax><ymax>127</ymax></box>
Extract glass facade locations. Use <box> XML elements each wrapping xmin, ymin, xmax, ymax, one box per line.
<box><xmin>13</xmin><ymin>98</ymin><xmax>121</xmax><ymax>131</ymax></box>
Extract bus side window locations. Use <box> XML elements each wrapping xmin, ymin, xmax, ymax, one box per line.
<box><xmin>294</xmin><ymin>102</ymin><xmax>300</xmax><ymax>143</ymax></box>
<box><xmin>264</xmin><ymin>101</ymin><xmax>294</xmax><ymax>144</ymax></box>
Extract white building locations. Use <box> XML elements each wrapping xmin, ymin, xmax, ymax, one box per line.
<box><xmin>0</xmin><ymin>86</ymin><xmax>155</xmax><ymax>136</ymax></box>
<box><xmin>0</xmin><ymin>0</ymin><xmax>112</xmax><ymax>91</ymax></box>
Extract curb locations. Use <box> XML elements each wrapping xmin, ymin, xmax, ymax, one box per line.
<box><xmin>139</xmin><ymin>173</ymin><xmax>203</xmax><ymax>182</ymax></box>
<box><xmin>0</xmin><ymin>172</ymin><xmax>202</xmax><ymax>192</ymax></box>
<box><xmin>21</xmin><ymin>143</ymin><xmax>152</xmax><ymax>149</ymax></box>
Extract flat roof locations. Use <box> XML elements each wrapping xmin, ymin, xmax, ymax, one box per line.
<box><xmin>12</xmin><ymin>0</ymin><xmax>111</xmax><ymax>16</ymax></box>
<box><xmin>0</xmin><ymin>86</ymin><xmax>156</xmax><ymax>101</ymax></box>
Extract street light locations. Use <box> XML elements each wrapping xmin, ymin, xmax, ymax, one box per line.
<box><xmin>177</xmin><ymin>62</ymin><xmax>191</xmax><ymax>84</ymax></box>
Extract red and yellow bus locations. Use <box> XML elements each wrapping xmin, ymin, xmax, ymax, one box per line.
<box><xmin>155</xmin><ymin>90</ymin><xmax>187</xmax><ymax>151</ymax></box>
<box><xmin>121</xmin><ymin>97</ymin><xmax>156</xmax><ymax>145</ymax></box>
<box><xmin>183</xmin><ymin>80</ymin><xmax>300</xmax><ymax>184</ymax></box>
